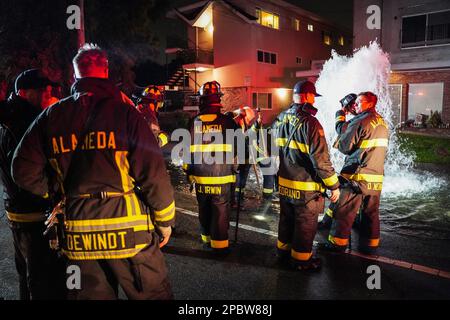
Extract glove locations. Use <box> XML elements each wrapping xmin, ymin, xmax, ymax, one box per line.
<box><xmin>156</xmin><ymin>225</ymin><xmax>172</xmax><ymax>248</ymax></box>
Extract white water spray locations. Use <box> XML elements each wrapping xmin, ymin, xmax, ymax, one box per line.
<box><xmin>315</xmin><ymin>42</ymin><xmax>445</xmax><ymax>197</ymax></box>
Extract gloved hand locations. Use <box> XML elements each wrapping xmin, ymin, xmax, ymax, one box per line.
<box><xmin>329</xmin><ymin>188</ymin><xmax>340</xmax><ymax>203</ymax></box>
<box><xmin>156</xmin><ymin>225</ymin><xmax>172</xmax><ymax>248</ymax></box>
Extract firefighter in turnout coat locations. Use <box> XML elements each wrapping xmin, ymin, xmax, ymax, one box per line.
<box><xmin>12</xmin><ymin>44</ymin><xmax>175</xmax><ymax>300</ymax></box>
<box><xmin>273</xmin><ymin>80</ymin><xmax>340</xmax><ymax>271</ymax></box>
<box><xmin>322</xmin><ymin>91</ymin><xmax>389</xmax><ymax>255</ymax></box>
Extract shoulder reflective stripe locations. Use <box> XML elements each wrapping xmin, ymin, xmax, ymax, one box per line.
<box><xmin>335</xmin><ymin>116</ymin><xmax>345</xmax><ymax>122</ymax></box>
<box><xmin>211</xmin><ymin>239</ymin><xmax>229</xmax><ymax>249</ymax></box>
<box><xmin>198</xmin><ymin>114</ymin><xmax>217</xmax><ymax>122</ymax></box>
<box><xmin>277</xmin><ymin>240</ymin><xmax>291</xmax><ymax>251</ymax></box>
<box><xmin>115</xmin><ymin>151</ymin><xmax>135</xmax><ymax>217</ymax></box>
<box><xmin>190</xmin><ymin>144</ymin><xmax>232</xmax><ymax>152</ymax></box>
<box><xmin>276</xmin><ymin>138</ymin><xmax>309</xmax><ymax>154</ymax></box>
<box><xmin>325</xmin><ymin>208</ymin><xmax>333</xmax><ymax>217</ymax></box>
<box><xmin>328</xmin><ymin>234</ymin><xmax>349</xmax><ymax>246</ymax></box>
<box><xmin>154</xmin><ymin>201</ymin><xmax>175</xmax><ymax>222</ymax></box>
<box><xmin>66</xmin><ymin>216</ymin><xmax>150</xmax><ymax>232</ymax></box>
<box><xmin>341</xmin><ymin>173</ymin><xmax>384</xmax><ymax>183</ymax></box>
<box><xmin>6</xmin><ymin>211</ymin><xmax>46</xmax><ymax>223</ymax></box>
<box><xmin>360</xmin><ymin>138</ymin><xmax>388</xmax><ymax>148</ymax></box>
<box><xmin>291</xmin><ymin>249</ymin><xmax>312</xmax><ymax>261</ymax></box>
<box><xmin>192</xmin><ymin>175</ymin><xmax>236</xmax><ymax>184</ymax></box>
<box><xmin>278</xmin><ymin>177</ymin><xmax>323</xmax><ymax>192</ymax></box>
<box><xmin>322</xmin><ymin>173</ymin><xmax>339</xmax><ymax>187</ymax></box>
<box><xmin>62</xmin><ymin>243</ymin><xmax>148</xmax><ymax>260</ymax></box>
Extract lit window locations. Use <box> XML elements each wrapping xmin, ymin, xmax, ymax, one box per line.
<box><xmin>256</xmin><ymin>8</ymin><xmax>279</xmax><ymax>30</ymax></box>
<box><xmin>323</xmin><ymin>32</ymin><xmax>331</xmax><ymax>45</ymax></box>
<box><xmin>308</xmin><ymin>24</ymin><xmax>314</xmax><ymax>32</ymax></box>
<box><xmin>293</xmin><ymin>18</ymin><xmax>300</xmax><ymax>31</ymax></box>
<box><xmin>253</xmin><ymin>93</ymin><xmax>272</xmax><ymax>109</ymax></box>
<box><xmin>408</xmin><ymin>83</ymin><xmax>444</xmax><ymax>121</ymax></box>
<box><xmin>338</xmin><ymin>36</ymin><xmax>345</xmax><ymax>46</ymax></box>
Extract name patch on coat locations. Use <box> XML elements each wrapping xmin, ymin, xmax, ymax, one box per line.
<box><xmin>65</xmin><ymin>228</ymin><xmax>134</xmax><ymax>252</ymax></box>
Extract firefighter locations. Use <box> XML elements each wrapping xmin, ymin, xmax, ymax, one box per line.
<box><xmin>320</xmin><ymin>91</ymin><xmax>389</xmax><ymax>255</ymax></box>
<box><xmin>318</xmin><ymin>93</ymin><xmax>357</xmax><ymax>230</ymax></box>
<box><xmin>12</xmin><ymin>44</ymin><xmax>175</xmax><ymax>300</ymax></box>
<box><xmin>184</xmin><ymin>81</ymin><xmax>238</xmax><ymax>253</ymax></box>
<box><xmin>134</xmin><ymin>85</ymin><xmax>169</xmax><ymax>147</ymax></box>
<box><xmin>0</xmin><ymin>69</ymin><xmax>65</xmax><ymax>299</ymax></box>
<box><xmin>273</xmin><ymin>80</ymin><xmax>340</xmax><ymax>271</ymax></box>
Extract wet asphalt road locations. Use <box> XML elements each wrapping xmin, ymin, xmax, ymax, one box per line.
<box><xmin>1</xmin><ymin>181</ymin><xmax>450</xmax><ymax>300</ymax></box>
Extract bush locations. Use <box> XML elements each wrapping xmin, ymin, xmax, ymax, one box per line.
<box><xmin>426</xmin><ymin>111</ymin><xmax>443</xmax><ymax>128</ymax></box>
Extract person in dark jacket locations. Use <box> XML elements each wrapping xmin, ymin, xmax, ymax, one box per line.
<box><xmin>320</xmin><ymin>91</ymin><xmax>389</xmax><ymax>255</ymax></box>
<box><xmin>184</xmin><ymin>81</ymin><xmax>238</xmax><ymax>253</ymax></box>
<box><xmin>272</xmin><ymin>80</ymin><xmax>340</xmax><ymax>271</ymax></box>
<box><xmin>0</xmin><ymin>68</ymin><xmax>65</xmax><ymax>299</ymax></box>
<box><xmin>12</xmin><ymin>44</ymin><xmax>175</xmax><ymax>300</ymax></box>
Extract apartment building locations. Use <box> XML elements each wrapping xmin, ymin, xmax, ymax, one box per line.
<box><xmin>167</xmin><ymin>0</ymin><xmax>352</xmax><ymax>121</ymax></box>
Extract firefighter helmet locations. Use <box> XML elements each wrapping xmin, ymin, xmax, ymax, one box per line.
<box><xmin>198</xmin><ymin>81</ymin><xmax>223</xmax><ymax>97</ymax></box>
<box><xmin>137</xmin><ymin>85</ymin><xmax>164</xmax><ymax>111</ymax></box>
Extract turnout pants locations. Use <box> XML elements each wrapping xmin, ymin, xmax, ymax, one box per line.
<box><xmin>277</xmin><ymin>195</ymin><xmax>324</xmax><ymax>261</ymax></box>
<box><xmin>329</xmin><ymin>188</ymin><xmax>380</xmax><ymax>249</ymax></box>
<box><xmin>66</xmin><ymin>233</ymin><xmax>173</xmax><ymax>300</ymax></box>
<box><xmin>197</xmin><ymin>185</ymin><xmax>231</xmax><ymax>249</ymax></box>
<box><xmin>9</xmin><ymin>221</ymin><xmax>66</xmax><ymax>300</ymax></box>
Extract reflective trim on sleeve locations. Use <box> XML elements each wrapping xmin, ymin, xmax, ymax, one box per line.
<box><xmin>335</xmin><ymin>116</ymin><xmax>346</xmax><ymax>122</ymax></box>
<box><xmin>192</xmin><ymin>175</ymin><xmax>236</xmax><ymax>185</ymax></box>
<box><xmin>263</xmin><ymin>188</ymin><xmax>273</xmax><ymax>194</ymax></box>
<box><xmin>360</xmin><ymin>138</ymin><xmax>388</xmax><ymax>148</ymax></box>
<box><xmin>291</xmin><ymin>250</ymin><xmax>312</xmax><ymax>261</ymax></box>
<box><xmin>190</xmin><ymin>144</ymin><xmax>232</xmax><ymax>153</ymax></box>
<box><xmin>277</xmin><ymin>240</ymin><xmax>291</xmax><ymax>251</ymax></box>
<box><xmin>341</xmin><ymin>173</ymin><xmax>384</xmax><ymax>183</ymax></box>
<box><xmin>158</xmin><ymin>132</ymin><xmax>169</xmax><ymax>147</ymax></box>
<box><xmin>6</xmin><ymin>211</ymin><xmax>46</xmax><ymax>223</ymax></box>
<box><xmin>275</xmin><ymin>138</ymin><xmax>309</xmax><ymax>154</ymax></box>
<box><xmin>325</xmin><ymin>208</ymin><xmax>333</xmax><ymax>218</ymax></box>
<box><xmin>154</xmin><ymin>201</ymin><xmax>175</xmax><ymax>222</ymax></box>
<box><xmin>278</xmin><ymin>176</ymin><xmax>324</xmax><ymax>192</ymax></box>
<box><xmin>322</xmin><ymin>173</ymin><xmax>339</xmax><ymax>187</ymax></box>
<box><xmin>328</xmin><ymin>235</ymin><xmax>349</xmax><ymax>246</ymax></box>
<box><xmin>211</xmin><ymin>239</ymin><xmax>229</xmax><ymax>249</ymax></box>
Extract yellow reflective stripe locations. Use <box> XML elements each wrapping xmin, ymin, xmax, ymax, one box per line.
<box><xmin>182</xmin><ymin>163</ymin><xmax>189</xmax><ymax>171</ymax></box>
<box><xmin>62</xmin><ymin>244</ymin><xmax>147</xmax><ymax>260</ymax></box>
<box><xmin>322</xmin><ymin>173</ymin><xmax>339</xmax><ymax>187</ymax></box>
<box><xmin>198</xmin><ymin>114</ymin><xmax>217</xmax><ymax>122</ymax></box>
<box><xmin>341</xmin><ymin>173</ymin><xmax>384</xmax><ymax>183</ymax></box>
<box><xmin>291</xmin><ymin>250</ymin><xmax>312</xmax><ymax>261</ymax></box>
<box><xmin>235</xmin><ymin>187</ymin><xmax>241</xmax><ymax>192</ymax></box>
<box><xmin>66</xmin><ymin>216</ymin><xmax>150</xmax><ymax>232</ymax></box>
<box><xmin>336</xmin><ymin>116</ymin><xmax>345</xmax><ymax>122</ymax></box>
<box><xmin>278</xmin><ymin>177</ymin><xmax>324</xmax><ymax>192</ymax></box>
<box><xmin>43</xmin><ymin>192</ymin><xmax>49</xmax><ymax>199</ymax></box>
<box><xmin>6</xmin><ymin>211</ymin><xmax>46</xmax><ymax>223</ymax></box>
<box><xmin>158</xmin><ymin>132</ymin><xmax>169</xmax><ymax>146</ymax></box>
<box><xmin>115</xmin><ymin>151</ymin><xmax>135</xmax><ymax>217</ymax></box>
<box><xmin>360</xmin><ymin>138</ymin><xmax>388</xmax><ymax>148</ymax></box>
<box><xmin>211</xmin><ymin>239</ymin><xmax>229</xmax><ymax>249</ymax></box>
<box><xmin>328</xmin><ymin>235</ymin><xmax>348</xmax><ymax>246</ymax></box>
<box><xmin>154</xmin><ymin>201</ymin><xmax>175</xmax><ymax>222</ymax></box>
<box><xmin>201</xmin><ymin>234</ymin><xmax>211</xmax><ymax>243</ymax></box>
<box><xmin>263</xmin><ymin>188</ymin><xmax>273</xmax><ymax>194</ymax></box>
<box><xmin>192</xmin><ymin>175</ymin><xmax>236</xmax><ymax>184</ymax></box>
<box><xmin>190</xmin><ymin>144</ymin><xmax>232</xmax><ymax>152</ymax></box>
<box><xmin>367</xmin><ymin>238</ymin><xmax>380</xmax><ymax>247</ymax></box>
<box><xmin>276</xmin><ymin>138</ymin><xmax>309</xmax><ymax>154</ymax></box>
<box><xmin>325</xmin><ymin>208</ymin><xmax>333</xmax><ymax>218</ymax></box>
<box><xmin>277</xmin><ymin>240</ymin><xmax>291</xmax><ymax>251</ymax></box>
